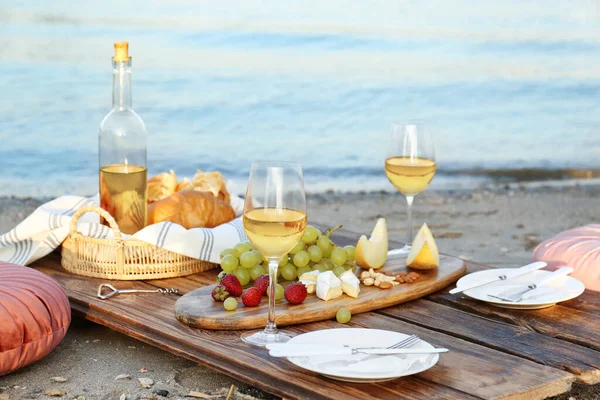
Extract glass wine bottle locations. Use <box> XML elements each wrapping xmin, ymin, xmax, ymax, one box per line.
<box><xmin>99</xmin><ymin>42</ymin><xmax>148</xmax><ymax>234</ymax></box>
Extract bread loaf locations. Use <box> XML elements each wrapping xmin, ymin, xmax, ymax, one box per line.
<box><xmin>176</xmin><ymin>177</ymin><xmax>194</xmax><ymax>192</ymax></box>
<box><xmin>148</xmin><ymin>190</ymin><xmax>235</xmax><ymax>229</ymax></box>
<box><xmin>188</xmin><ymin>170</ymin><xmax>230</xmax><ymax>204</ymax></box>
<box><xmin>148</xmin><ymin>170</ymin><xmax>177</xmax><ymax>203</ymax></box>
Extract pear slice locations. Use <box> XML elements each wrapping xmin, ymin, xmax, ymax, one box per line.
<box><xmin>406</xmin><ymin>223</ymin><xmax>439</xmax><ymax>269</ymax></box>
<box><xmin>355</xmin><ymin>218</ymin><xmax>388</xmax><ymax>269</ymax></box>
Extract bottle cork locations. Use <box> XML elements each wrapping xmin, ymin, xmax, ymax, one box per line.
<box><xmin>113</xmin><ymin>42</ymin><xmax>131</xmax><ymax>62</ymax></box>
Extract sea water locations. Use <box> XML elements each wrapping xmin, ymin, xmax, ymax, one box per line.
<box><xmin>0</xmin><ymin>0</ymin><xmax>599</xmax><ymax>197</ymax></box>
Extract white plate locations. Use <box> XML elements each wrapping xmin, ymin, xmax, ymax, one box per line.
<box><xmin>283</xmin><ymin>328</ymin><xmax>440</xmax><ymax>383</ymax></box>
<box><xmin>456</xmin><ymin>269</ymin><xmax>585</xmax><ymax>309</ymax></box>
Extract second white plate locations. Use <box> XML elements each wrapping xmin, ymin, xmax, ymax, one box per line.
<box><xmin>456</xmin><ymin>268</ymin><xmax>585</xmax><ymax>309</ymax></box>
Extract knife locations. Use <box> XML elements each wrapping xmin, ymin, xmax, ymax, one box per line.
<box><xmin>449</xmin><ymin>261</ymin><xmax>547</xmax><ymax>295</ymax></box>
<box><xmin>488</xmin><ymin>266</ymin><xmax>574</xmax><ymax>302</ymax></box>
<box><xmin>266</xmin><ymin>344</ymin><xmax>448</xmax><ymax>358</ymax></box>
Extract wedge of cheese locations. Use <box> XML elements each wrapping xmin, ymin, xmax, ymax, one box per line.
<box><xmin>299</xmin><ymin>270</ymin><xmax>320</xmax><ymax>294</ymax></box>
<box><xmin>339</xmin><ymin>270</ymin><xmax>360</xmax><ymax>298</ymax></box>
<box><xmin>316</xmin><ymin>271</ymin><xmax>343</xmax><ymax>301</ymax></box>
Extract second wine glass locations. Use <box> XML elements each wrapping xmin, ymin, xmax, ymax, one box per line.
<box><xmin>241</xmin><ymin>161</ymin><xmax>307</xmax><ymax>347</ymax></box>
<box><xmin>385</xmin><ymin>123</ymin><xmax>436</xmax><ymax>255</ymax></box>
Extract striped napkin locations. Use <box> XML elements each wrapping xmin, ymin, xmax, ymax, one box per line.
<box><xmin>0</xmin><ymin>195</ymin><xmax>247</xmax><ymax>266</ymax></box>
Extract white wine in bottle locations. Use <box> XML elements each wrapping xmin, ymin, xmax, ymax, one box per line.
<box><xmin>99</xmin><ymin>42</ymin><xmax>148</xmax><ymax>234</ymax></box>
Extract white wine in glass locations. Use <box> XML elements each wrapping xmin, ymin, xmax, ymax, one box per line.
<box><xmin>244</xmin><ymin>208</ymin><xmax>307</xmax><ymax>257</ymax></box>
<box><xmin>385</xmin><ymin>156</ymin><xmax>437</xmax><ymax>196</ymax></box>
<box><xmin>242</xmin><ymin>161</ymin><xmax>307</xmax><ymax>347</ymax></box>
<box><xmin>385</xmin><ymin>124</ymin><xmax>436</xmax><ymax>255</ymax></box>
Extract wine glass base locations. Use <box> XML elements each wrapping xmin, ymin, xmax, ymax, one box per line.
<box><xmin>241</xmin><ymin>329</ymin><xmax>296</xmax><ymax>347</ymax></box>
<box><xmin>388</xmin><ymin>245</ymin><xmax>412</xmax><ymax>256</ymax></box>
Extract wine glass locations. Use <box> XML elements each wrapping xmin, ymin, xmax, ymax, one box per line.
<box><xmin>241</xmin><ymin>161</ymin><xmax>307</xmax><ymax>347</ymax></box>
<box><xmin>385</xmin><ymin>123</ymin><xmax>436</xmax><ymax>255</ymax></box>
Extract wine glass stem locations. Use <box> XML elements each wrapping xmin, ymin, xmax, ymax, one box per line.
<box><xmin>406</xmin><ymin>195</ymin><xmax>414</xmax><ymax>247</ymax></box>
<box><xmin>264</xmin><ymin>259</ymin><xmax>279</xmax><ymax>335</ymax></box>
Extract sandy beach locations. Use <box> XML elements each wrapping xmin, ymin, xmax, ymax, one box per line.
<box><xmin>1</xmin><ymin>185</ymin><xmax>599</xmax><ymax>399</ymax></box>
<box><xmin>310</xmin><ymin>183</ymin><xmax>600</xmax><ymax>268</ymax></box>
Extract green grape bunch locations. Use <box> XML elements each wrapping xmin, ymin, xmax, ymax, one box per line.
<box><xmin>217</xmin><ymin>226</ymin><xmax>357</xmax><ymax>286</ymax></box>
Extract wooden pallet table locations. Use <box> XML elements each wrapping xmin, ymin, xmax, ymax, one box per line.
<box><xmin>30</xmin><ymin>227</ymin><xmax>600</xmax><ymax>400</ymax></box>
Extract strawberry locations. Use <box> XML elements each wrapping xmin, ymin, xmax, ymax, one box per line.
<box><xmin>241</xmin><ymin>287</ymin><xmax>262</xmax><ymax>307</ymax></box>
<box><xmin>253</xmin><ymin>275</ymin><xmax>270</xmax><ymax>296</ymax></box>
<box><xmin>211</xmin><ymin>285</ymin><xmax>229</xmax><ymax>301</ymax></box>
<box><xmin>284</xmin><ymin>282</ymin><xmax>307</xmax><ymax>305</ymax></box>
<box><xmin>221</xmin><ymin>274</ymin><xmax>243</xmax><ymax>297</ymax></box>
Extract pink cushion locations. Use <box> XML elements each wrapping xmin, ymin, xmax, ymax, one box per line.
<box><xmin>0</xmin><ymin>262</ymin><xmax>71</xmax><ymax>376</ymax></box>
<box><xmin>533</xmin><ymin>225</ymin><xmax>600</xmax><ymax>292</ymax></box>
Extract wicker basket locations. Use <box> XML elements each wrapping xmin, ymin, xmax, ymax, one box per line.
<box><xmin>61</xmin><ymin>206</ymin><xmax>217</xmax><ymax>280</ymax></box>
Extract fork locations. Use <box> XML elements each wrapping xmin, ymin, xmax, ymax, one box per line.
<box><xmin>385</xmin><ymin>334</ymin><xmax>421</xmax><ymax>350</ymax></box>
<box><xmin>488</xmin><ymin>267</ymin><xmax>573</xmax><ymax>302</ymax></box>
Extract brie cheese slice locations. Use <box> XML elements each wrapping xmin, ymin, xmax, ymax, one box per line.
<box><xmin>299</xmin><ymin>270</ymin><xmax>319</xmax><ymax>282</ymax></box>
<box><xmin>299</xmin><ymin>280</ymin><xmax>317</xmax><ymax>294</ymax></box>
<box><xmin>299</xmin><ymin>270</ymin><xmax>320</xmax><ymax>294</ymax></box>
<box><xmin>316</xmin><ymin>271</ymin><xmax>343</xmax><ymax>301</ymax></box>
<box><xmin>340</xmin><ymin>270</ymin><xmax>361</xmax><ymax>298</ymax></box>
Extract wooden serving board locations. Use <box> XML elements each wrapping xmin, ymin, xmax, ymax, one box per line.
<box><xmin>176</xmin><ymin>253</ymin><xmax>466</xmax><ymax>330</ymax></box>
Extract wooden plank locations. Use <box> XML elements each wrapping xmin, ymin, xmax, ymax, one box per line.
<box><xmin>561</xmin><ymin>290</ymin><xmax>600</xmax><ymax>315</ymax></box>
<box><xmin>31</xmin><ymin>255</ymin><xmax>575</xmax><ymax>400</ymax></box>
<box><xmin>348</xmin><ymin>313</ymin><xmax>574</xmax><ymax>400</ymax></box>
<box><xmin>377</xmin><ymin>300</ymin><xmax>600</xmax><ymax>384</ymax></box>
<box><xmin>175</xmin><ymin>254</ymin><xmax>465</xmax><ymax>330</ymax></box>
<box><xmin>426</xmin><ymin>290</ymin><xmax>600</xmax><ymax>352</ymax></box>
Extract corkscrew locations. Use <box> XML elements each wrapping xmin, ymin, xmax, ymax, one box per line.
<box><xmin>97</xmin><ymin>283</ymin><xmax>179</xmax><ymax>300</ymax></box>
